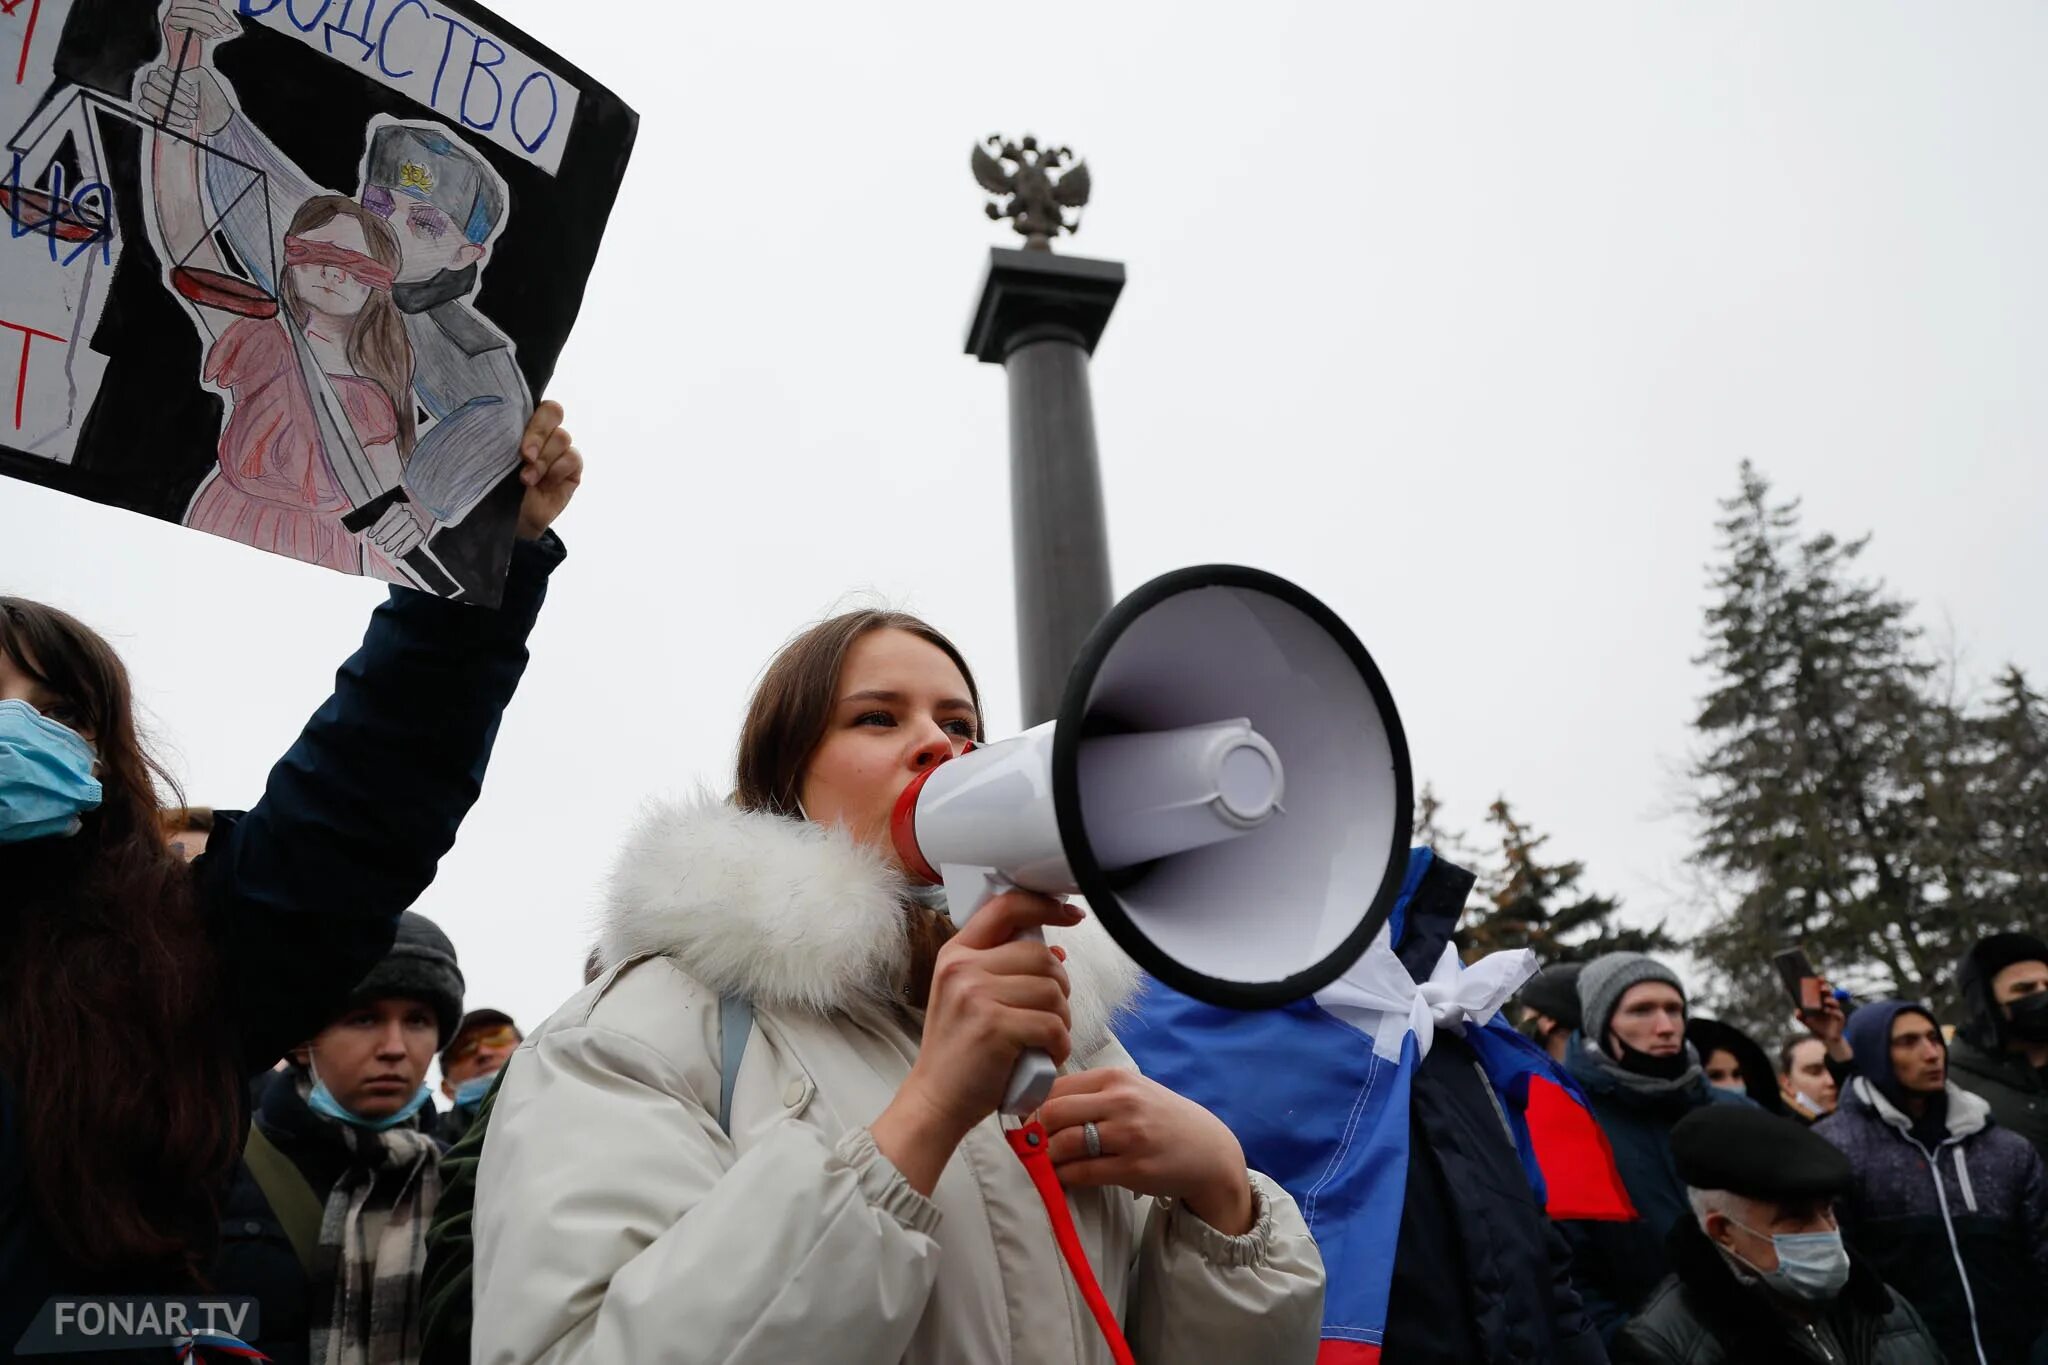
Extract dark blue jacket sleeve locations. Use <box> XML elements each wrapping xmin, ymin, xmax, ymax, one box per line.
<box><xmin>1561</xmin><ymin>1217</ymin><xmax>1635</xmax><ymax>1347</ymax></box>
<box><xmin>1547</xmin><ymin>1215</ymin><xmax>1612</xmax><ymax>1364</ymax></box>
<box><xmin>199</xmin><ymin>533</ymin><xmax>564</xmax><ymax>1076</ymax></box>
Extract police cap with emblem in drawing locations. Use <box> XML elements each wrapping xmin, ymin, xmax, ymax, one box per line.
<box><xmin>365</xmin><ymin>124</ymin><xmax>506</xmax><ymax>245</ymax></box>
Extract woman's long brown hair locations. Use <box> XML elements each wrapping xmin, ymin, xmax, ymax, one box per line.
<box><xmin>0</xmin><ymin>599</ymin><xmax>241</xmax><ymax>1284</ymax></box>
<box><xmin>734</xmin><ymin>611</ymin><xmax>986</xmax><ymax>1002</ymax></box>
<box><xmin>281</xmin><ymin>194</ymin><xmax>417</xmax><ymax>461</ymax></box>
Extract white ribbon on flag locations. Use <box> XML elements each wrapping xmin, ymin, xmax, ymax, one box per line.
<box><xmin>1315</xmin><ymin>932</ymin><xmax>1540</xmax><ymax>1063</ymax></box>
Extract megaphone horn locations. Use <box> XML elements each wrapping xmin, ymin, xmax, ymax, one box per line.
<box><xmin>892</xmin><ymin>565</ymin><xmax>1412</xmax><ymax>1114</ymax></box>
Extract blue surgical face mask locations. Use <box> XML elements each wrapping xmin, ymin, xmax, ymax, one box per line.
<box><xmin>1729</xmin><ymin>1219</ymin><xmax>1852</xmax><ymax>1302</ymax></box>
<box><xmin>307</xmin><ymin>1067</ymin><xmax>433</xmax><ymax>1133</ymax></box>
<box><xmin>0</xmin><ymin>698</ymin><xmax>102</xmax><ymax>844</ymax></box>
<box><xmin>451</xmin><ymin>1073</ymin><xmax>496</xmax><ymax>1108</ymax></box>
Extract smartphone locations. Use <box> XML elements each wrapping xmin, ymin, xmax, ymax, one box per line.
<box><xmin>1773</xmin><ymin>948</ymin><xmax>1825</xmax><ymax>1013</ymax></box>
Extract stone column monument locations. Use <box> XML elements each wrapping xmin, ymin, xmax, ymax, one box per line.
<box><xmin>966</xmin><ymin>134</ymin><xmax>1125</xmax><ymax>726</ymax></box>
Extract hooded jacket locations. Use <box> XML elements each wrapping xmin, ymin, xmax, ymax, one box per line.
<box><xmin>469</xmin><ymin>797</ymin><xmax>1325</xmax><ymax>1365</ymax></box>
<box><xmin>1559</xmin><ymin>1038</ymin><xmax>1750</xmax><ymax>1343</ymax></box>
<box><xmin>1612</xmin><ymin>1216</ymin><xmax>1944</xmax><ymax>1365</ymax></box>
<box><xmin>1686</xmin><ymin>1017</ymin><xmax>1791</xmax><ymax>1118</ymax></box>
<box><xmin>1815</xmin><ymin>1070</ymin><xmax>2048</xmax><ymax>1365</ymax></box>
<box><xmin>1950</xmin><ymin>936</ymin><xmax>2048</xmax><ymax>1159</ymax></box>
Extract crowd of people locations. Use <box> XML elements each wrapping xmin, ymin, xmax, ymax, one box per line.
<box><xmin>1504</xmin><ymin>940</ymin><xmax>2048</xmax><ymax>1365</ymax></box>
<box><xmin>2</xmin><ymin>409</ymin><xmax>2045</xmax><ymax>1364</ymax></box>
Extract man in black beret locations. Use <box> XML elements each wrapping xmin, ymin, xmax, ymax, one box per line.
<box><xmin>1950</xmin><ymin>931</ymin><xmax>2048</xmax><ymax>1159</ymax></box>
<box><xmin>1614</xmin><ymin>1105</ymin><xmax>1944</xmax><ymax>1364</ymax></box>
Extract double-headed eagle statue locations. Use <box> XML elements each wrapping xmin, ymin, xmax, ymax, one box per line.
<box><xmin>971</xmin><ymin>134</ymin><xmax>1091</xmax><ymax>251</ymax></box>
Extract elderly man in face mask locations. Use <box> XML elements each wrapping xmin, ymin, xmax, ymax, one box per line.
<box><xmin>1614</xmin><ymin>1105</ymin><xmax>1943</xmax><ymax>1364</ymax></box>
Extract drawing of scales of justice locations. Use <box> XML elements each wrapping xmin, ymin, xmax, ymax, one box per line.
<box><xmin>3</xmin><ymin>24</ymin><xmax>463</xmax><ymax>596</ymax></box>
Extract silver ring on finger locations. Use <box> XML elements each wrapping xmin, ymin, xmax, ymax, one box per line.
<box><xmin>1083</xmin><ymin>1120</ymin><xmax>1103</xmax><ymax>1160</ymax></box>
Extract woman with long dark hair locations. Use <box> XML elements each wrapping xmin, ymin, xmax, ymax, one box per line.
<box><xmin>0</xmin><ymin>404</ymin><xmax>583</xmax><ymax>1351</ymax></box>
<box><xmin>470</xmin><ymin>609</ymin><xmax>1324</xmax><ymax>1364</ymax></box>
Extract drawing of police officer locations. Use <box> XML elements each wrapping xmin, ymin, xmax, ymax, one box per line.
<box><xmin>355</xmin><ymin>122</ymin><xmax>530</xmax><ymax>531</ymax></box>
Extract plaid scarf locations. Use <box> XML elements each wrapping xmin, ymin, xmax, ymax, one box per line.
<box><xmin>294</xmin><ymin>1073</ymin><xmax>443</xmax><ymax>1365</ymax></box>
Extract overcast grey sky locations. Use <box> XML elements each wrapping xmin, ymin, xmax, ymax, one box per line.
<box><xmin>4</xmin><ymin>0</ymin><xmax>2045</xmax><ymax>1038</ymax></box>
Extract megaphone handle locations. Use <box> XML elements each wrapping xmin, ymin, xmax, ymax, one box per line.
<box><xmin>941</xmin><ymin>866</ymin><xmax>1062</xmax><ymax>1117</ymax></box>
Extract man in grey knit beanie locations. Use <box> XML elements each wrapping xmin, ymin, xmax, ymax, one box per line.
<box><xmin>1559</xmin><ymin>950</ymin><xmax>1746</xmax><ymax>1345</ymax></box>
<box><xmin>1578</xmin><ymin>952</ymin><xmax>1687</xmax><ymax>1060</ymax></box>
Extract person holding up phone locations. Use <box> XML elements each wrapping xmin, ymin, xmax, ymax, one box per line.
<box><xmin>1777</xmin><ymin>949</ymin><xmax>1859</xmax><ymax>1104</ymax></box>
<box><xmin>1774</xmin><ymin>950</ymin><xmax>1831</xmax><ymax>1017</ymax></box>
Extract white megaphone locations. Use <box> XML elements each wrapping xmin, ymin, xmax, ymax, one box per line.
<box><xmin>891</xmin><ymin>565</ymin><xmax>1413</xmax><ymax>1114</ymax></box>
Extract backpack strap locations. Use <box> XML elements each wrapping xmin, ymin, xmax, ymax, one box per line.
<box><xmin>717</xmin><ymin>994</ymin><xmax>753</xmax><ymax>1135</ymax></box>
<box><xmin>242</xmin><ymin>1120</ymin><xmax>325</xmax><ymax>1277</ymax></box>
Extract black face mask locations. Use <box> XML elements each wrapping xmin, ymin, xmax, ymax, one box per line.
<box><xmin>1611</xmin><ymin>1037</ymin><xmax>1692</xmax><ymax>1081</ymax></box>
<box><xmin>2006</xmin><ymin>991</ymin><xmax>2048</xmax><ymax>1043</ymax></box>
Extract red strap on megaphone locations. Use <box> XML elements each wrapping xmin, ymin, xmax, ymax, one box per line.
<box><xmin>1007</xmin><ymin>1121</ymin><xmax>1137</xmax><ymax>1365</ymax></box>
<box><xmin>901</xmin><ymin>748</ymin><xmax>1126</xmax><ymax>1353</ymax></box>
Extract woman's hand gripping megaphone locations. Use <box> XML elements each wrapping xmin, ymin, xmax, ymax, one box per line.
<box><xmin>889</xmin><ymin>732</ymin><xmax>1085</xmax><ymax>1116</ymax></box>
<box><xmin>870</xmin><ymin>893</ymin><xmax>1081</xmax><ymax>1193</ymax></box>
<box><xmin>933</xmin><ymin>868</ymin><xmax>1073</xmax><ymax>1113</ymax></box>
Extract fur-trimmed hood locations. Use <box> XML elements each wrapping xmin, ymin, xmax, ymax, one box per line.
<box><xmin>598</xmin><ymin>795</ymin><xmax>1143</xmax><ymax>1059</ymax></box>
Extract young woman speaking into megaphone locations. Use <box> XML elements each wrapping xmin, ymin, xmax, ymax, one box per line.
<box><xmin>468</xmin><ymin>609</ymin><xmax>1324</xmax><ymax>1365</ymax></box>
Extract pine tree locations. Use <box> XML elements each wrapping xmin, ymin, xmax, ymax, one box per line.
<box><xmin>1973</xmin><ymin>668</ymin><xmax>2048</xmax><ymax>915</ymax></box>
<box><xmin>1413</xmin><ymin>783</ymin><xmax>1453</xmax><ymax>850</ymax></box>
<box><xmin>1452</xmin><ymin>796</ymin><xmax>1671</xmax><ymax>963</ymax></box>
<box><xmin>1688</xmin><ymin>464</ymin><xmax>1962</xmax><ymax>1023</ymax></box>
<box><xmin>1412</xmin><ymin>782</ymin><xmax>1483</xmax><ymax>874</ymax></box>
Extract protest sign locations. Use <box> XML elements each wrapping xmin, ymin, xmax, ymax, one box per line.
<box><xmin>1</xmin><ymin>0</ymin><xmax>635</xmax><ymax>603</ymax></box>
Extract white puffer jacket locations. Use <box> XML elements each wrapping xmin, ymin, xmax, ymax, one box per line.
<box><xmin>471</xmin><ymin>797</ymin><xmax>1324</xmax><ymax>1364</ymax></box>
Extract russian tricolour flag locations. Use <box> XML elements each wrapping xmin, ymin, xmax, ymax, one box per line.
<box><xmin>1117</xmin><ymin>849</ymin><xmax>1633</xmax><ymax>1364</ymax></box>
